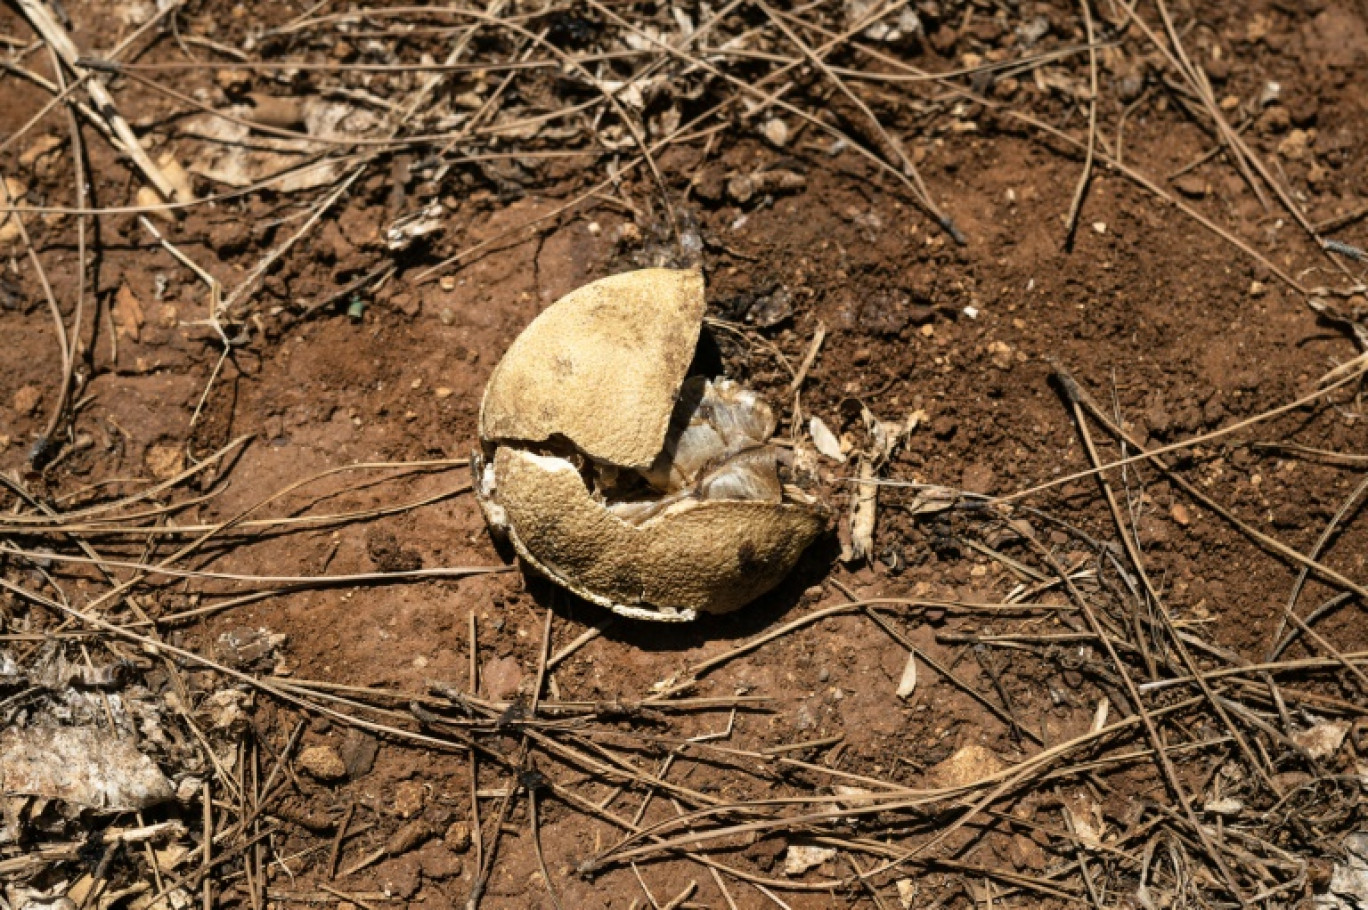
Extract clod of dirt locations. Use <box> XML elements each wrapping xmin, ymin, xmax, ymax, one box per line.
<box><xmin>297</xmin><ymin>744</ymin><xmax>347</xmax><ymax>781</ymax></box>
<box><xmin>930</xmin><ymin>743</ymin><xmax>1006</xmax><ymax>789</ymax></box>
<box><xmin>0</xmin><ymin>726</ymin><xmax>172</xmax><ymax>811</ymax></box>
<box><xmin>12</xmin><ymin>383</ymin><xmax>42</xmax><ymax>417</ymax></box>
<box><xmin>366</xmin><ymin>529</ymin><xmax>423</xmax><ymax>573</ymax></box>
<box><xmin>474</xmin><ymin>269</ymin><xmax>826</xmax><ymax>622</ymax></box>
<box><xmin>415</xmin><ymin>841</ymin><xmax>464</xmax><ymax>880</ymax></box>
<box><xmin>481</xmin><ymin>655</ymin><xmax>523</xmax><ymax>700</ymax></box>
<box><xmin>391</xmin><ymin>780</ymin><xmax>426</xmax><ymax>818</ymax></box>
<box><xmin>385</xmin><ymin>818</ymin><xmax>434</xmax><ymax>856</ymax></box>
<box><xmin>443</xmin><ymin>820</ymin><xmax>472</xmax><ymax>852</ymax></box>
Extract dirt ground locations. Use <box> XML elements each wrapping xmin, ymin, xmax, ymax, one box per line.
<box><xmin>2</xmin><ymin>0</ymin><xmax>1368</xmax><ymax>908</ymax></box>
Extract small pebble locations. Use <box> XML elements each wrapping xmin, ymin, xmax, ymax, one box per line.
<box><xmin>297</xmin><ymin>745</ymin><xmax>346</xmax><ymax>781</ymax></box>
<box><xmin>444</xmin><ymin>821</ymin><xmax>472</xmax><ymax>852</ymax></box>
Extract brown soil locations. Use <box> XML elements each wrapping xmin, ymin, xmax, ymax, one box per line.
<box><xmin>3</xmin><ymin>0</ymin><xmax>1368</xmax><ymax>908</ymax></box>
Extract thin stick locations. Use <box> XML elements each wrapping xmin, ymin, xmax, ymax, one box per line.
<box><xmin>201</xmin><ymin>780</ymin><xmax>213</xmax><ymax>910</ymax></box>
<box><xmin>467</xmin><ymin>611</ymin><xmax>484</xmax><ymax>875</ymax></box>
<box><xmin>1062</xmin><ymin>0</ymin><xmax>1098</xmax><ymax>247</ymax></box>
<box><xmin>547</xmin><ymin>619</ymin><xmax>610</xmax><ymax>670</ymax></box>
<box><xmin>529</xmin><ymin>785</ymin><xmax>565</xmax><ymax>910</ymax></box>
<box><xmin>1269</xmin><ymin>473</ymin><xmax>1368</xmax><ymax>656</ymax></box>
<box><xmin>1020</xmin><ymin>535</ymin><xmax>1251</xmax><ymax>906</ymax></box>
<box><xmin>13</xmin><ymin>0</ymin><xmax>180</xmax><ymax>199</ymax></box>
<box><xmin>757</xmin><ymin>2</ymin><xmax>958</xmax><ymax>240</ymax></box>
<box><xmin>1054</xmin><ymin>370</ymin><xmax>1368</xmax><ymax>601</ymax></box>
<box><xmin>788</xmin><ymin>321</ymin><xmax>826</xmax><ymax>394</ymax></box>
<box><xmin>531</xmin><ymin>606</ymin><xmax>554</xmax><ymax>717</ymax></box>
<box><xmin>328</xmin><ymin>802</ymin><xmax>355</xmax><ymax>880</ymax></box>
<box><xmin>998</xmin><ymin>364</ymin><xmax>1363</xmax><ymax>507</ymax></box>
<box><xmin>1064</xmin><ymin>385</ymin><xmax>1280</xmax><ymax>797</ymax></box>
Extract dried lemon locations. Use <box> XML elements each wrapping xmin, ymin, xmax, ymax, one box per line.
<box><xmin>475</xmin><ymin>268</ymin><xmax>825</xmax><ymax>621</ymax></box>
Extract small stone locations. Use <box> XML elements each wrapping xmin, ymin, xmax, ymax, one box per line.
<box><xmin>385</xmin><ymin>818</ymin><xmax>434</xmax><ymax>856</ymax></box>
<box><xmin>297</xmin><ymin>745</ymin><xmax>347</xmax><ymax>781</ymax></box>
<box><xmin>1091</xmin><ymin>221</ymin><xmax>1107</xmax><ymax>234</ymax></box>
<box><xmin>986</xmin><ymin>340</ymin><xmax>1013</xmax><ymax>370</ymax></box>
<box><xmin>726</xmin><ymin>174</ymin><xmax>756</xmax><ymax>204</ymax></box>
<box><xmin>1172</xmin><ymin>175</ymin><xmax>1207</xmax><ymax>198</ymax></box>
<box><xmin>760</xmin><ymin>118</ymin><xmax>789</xmax><ymax>147</ymax></box>
<box><xmin>214</xmin><ymin>68</ymin><xmax>251</xmax><ymax>94</ymax></box>
<box><xmin>444</xmin><ymin>820</ymin><xmax>472</xmax><ymax>853</ymax></box>
<box><xmin>12</xmin><ymin>384</ymin><xmax>41</xmax><ymax>416</ymax></box>
<box><xmin>145</xmin><ymin>444</ymin><xmax>185</xmax><ymax>481</ymax></box>
<box><xmin>1203</xmin><ymin>797</ymin><xmax>1244</xmax><ymax>816</ymax></box>
<box><xmin>439</xmin><ymin>307</ymin><xmax>456</xmax><ymax>326</ymax></box>
<box><xmin>1249</xmin><ymin>280</ymin><xmax>1267</xmax><ymax>297</ymax></box>
<box><xmin>1170</xmin><ymin>503</ymin><xmax>1192</xmax><ymax>526</ymax></box>
<box><xmin>434</xmin><ymin>387</ymin><xmax>453</xmax><ymax>399</ymax></box>
<box><xmin>929</xmin><ymin>24</ymin><xmax>957</xmax><ymax>55</ymax></box>
<box><xmin>1277</xmin><ymin>129</ymin><xmax>1310</xmax><ymax>161</ymax></box>
<box><xmin>391</xmin><ymin>780</ymin><xmax>426</xmax><ymax>818</ymax></box>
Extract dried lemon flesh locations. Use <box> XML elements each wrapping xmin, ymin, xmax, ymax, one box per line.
<box><xmin>475</xmin><ymin>269</ymin><xmax>824</xmax><ymax>621</ymax></box>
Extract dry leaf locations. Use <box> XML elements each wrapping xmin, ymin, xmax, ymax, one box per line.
<box><xmin>0</xmin><ymin>176</ymin><xmax>29</xmax><ymax>246</ymax></box>
<box><xmin>842</xmin><ymin>455</ymin><xmax>877</xmax><ymax>563</ymax></box>
<box><xmin>895</xmin><ymin>650</ymin><xmax>917</xmax><ymax>699</ymax></box>
<box><xmin>808</xmin><ymin>415</ymin><xmax>845</xmax><ymax>462</ymax></box>
<box><xmin>783</xmin><ymin>844</ymin><xmax>836</xmax><ymax>876</ymax></box>
<box><xmin>156</xmin><ymin>152</ymin><xmax>195</xmax><ymax>203</ymax></box>
<box><xmin>135</xmin><ymin>186</ymin><xmax>173</xmax><ymax>222</ymax></box>
<box><xmin>0</xmin><ymin>726</ymin><xmax>172</xmax><ymax>810</ymax></box>
<box><xmin>1293</xmin><ymin>720</ymin><xmax>1350</xmax><ymax>760</ymax></box>
<box><xmin>113</xmin><ymin>285</ymin><xmax>145</xmax><ymax>342</ymax></box>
